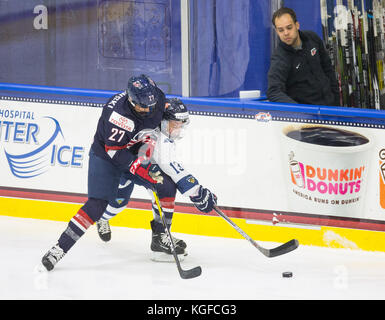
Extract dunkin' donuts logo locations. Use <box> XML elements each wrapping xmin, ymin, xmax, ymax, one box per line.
<box><xmin>284</xmin><ymin>126</ymin><xmax>371</xmax><ymax>208</ymax></box>
<box><xmin>289</xmin><ymin>154</ymin><xmax>365</xmax><ymax>196</ymax></box>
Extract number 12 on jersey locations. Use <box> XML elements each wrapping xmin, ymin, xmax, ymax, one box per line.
<box><xmin>170</xmin><ymin>161</ymin><xmax>184</xmax><ymax>174</ymax></box>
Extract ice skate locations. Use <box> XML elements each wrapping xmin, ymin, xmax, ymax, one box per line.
<box><xmin>96</xmin><ymin>219</ymin><xmax>111</xmax><ymax>242</ymax></box>
<box><xmin>41</xmin><ymin>244</ymin><xmax>66</xmax><ymax>271</ymax></box>
<box><xmin>150</xmin><ymin>220</ymin><xmax>187</xmax><ymax>262</ymax></box>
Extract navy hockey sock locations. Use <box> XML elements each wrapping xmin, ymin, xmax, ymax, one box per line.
<box><xmin>58</xmin><ymin>208</ymin><xmax>95</xmax><ymax>253</ymax></box>
<box><xmin>57</xmin><ymin>198</ymin><xmax>108</xmax><ymax>252</ymax></box>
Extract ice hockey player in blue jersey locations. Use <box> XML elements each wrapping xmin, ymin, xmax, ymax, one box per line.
<box><xmin>41</xmin><ymin>74</ymin><xmax>168</xmax><ymax>271</ymax></box>
<box><xmin>95</xmin><ymin>98</ymin><xmax>218</xmax><ymax>262</ymax></box>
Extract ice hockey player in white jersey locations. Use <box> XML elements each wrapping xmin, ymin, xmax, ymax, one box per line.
<box><xmin>96</xmin><ymin>98</ymin><xmax>217</xmax><ymax>262</ymax></box>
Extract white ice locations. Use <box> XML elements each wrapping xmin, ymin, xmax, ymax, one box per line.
<box><xmin>1</xmin><ymin>215</ymin><xmax>385</xmax><ymax>300</ymax></box>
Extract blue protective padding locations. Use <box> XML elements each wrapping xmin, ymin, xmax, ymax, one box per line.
<box><xmin>0</xmin><ymin>83</ymin><xmax>117</xmax><ymax>98</ymax></box>
<box><xmin>319</xmin><ymin>106</ymin><xmax>385</xmax><ymax>120</ymax></box>
<box><xmin>246</xmin><ymin>100</ymin><xmax>320</xmax><ymax>114</ymax></box>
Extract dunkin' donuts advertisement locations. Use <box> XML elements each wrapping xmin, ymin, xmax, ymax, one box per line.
<box><xmin>179</xmin><ymin>111</ymin><xmax>385</xmax><ymax>227</ymax></box>
<box><xmin>178</xmin><ymin>112</ymin><xmax>385</xmax><ymax>226</ymax></box>
<box><xmin>280</xmin><ymin>124</ymin><xmax>373</xmax><ymax>218</ymax></box>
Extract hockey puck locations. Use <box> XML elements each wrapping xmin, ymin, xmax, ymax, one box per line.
<box><xmin>282</xmin><ymin>271</ymin><xmax>293</xmax><ymax>278</ymax></box>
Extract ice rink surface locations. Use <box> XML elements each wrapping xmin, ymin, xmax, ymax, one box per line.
<box><xmin>1</xmin><ymin>215</ymin><xmax>385</xmax><ymax>300</ymax></box>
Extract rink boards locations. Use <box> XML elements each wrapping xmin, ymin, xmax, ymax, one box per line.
<box><xmin>1</xmin><ymin>91</ymin><xmax>385</xmax><ymax>252</ymax></box>
<box><xmin>1</xmin><ymin>195</ymin><xmax>385</xmax><ymax>253</ymax></box>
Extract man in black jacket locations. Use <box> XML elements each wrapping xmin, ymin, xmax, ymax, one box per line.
<box><xmin>267</xmin><ymin>7</ymin><xmax>340</xmax><ymax>106</ymax></box>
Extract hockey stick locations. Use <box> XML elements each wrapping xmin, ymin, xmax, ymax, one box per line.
<box><xmin>152</xmin><ymin>189</ymin><xmax>202</xmax><ymax>279</ymax></box>
<box><xmin>213</xmin><ymin>206</ymin><xmax>299</xmax><ymax>258</ymax></box>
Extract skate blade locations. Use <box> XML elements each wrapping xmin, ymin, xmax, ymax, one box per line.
<box><xmin>151</xmin><ymin>251</ymin><xmax>188</xmax><ymax>263</ymax></box>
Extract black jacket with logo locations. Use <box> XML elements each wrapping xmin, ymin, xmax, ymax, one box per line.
<box><xmin>267</xmin><ymin>30</ymin><xmax>339</xmax><ymax>106</ymax></box>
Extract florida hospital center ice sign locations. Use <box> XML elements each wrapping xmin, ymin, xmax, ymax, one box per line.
<box><xmin>0</xmin><ymin>100</ymin><xmax>101</xmax><ymax>194</ymax></box>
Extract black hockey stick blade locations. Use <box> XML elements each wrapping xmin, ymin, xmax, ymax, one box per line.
<box><xmin>213</xmin><ymin>206</ymin><xmax>299</xmax><ymax>258</ymax></box>
<box><xmin>166</xmin><ymin>230</ymin><xmax>202</xmax><ymax>279</ymax></box>
<box><xmin>265</xmin><ymin>239</ymin><xmax>299</xmax><ymax>258</ymax></box>
<box><xmin>179</xmin><ymin>263</ymin><xmax>202</xmax><ymax>279</ymax></box>
<box><xmin>181</xmin><ymin>268</ymin><xmax>202</xmax><ymax>279</ymax></box>
<box><xmin>170</xmin><ymin>241</ymin><xmax>202</xmax><ymax>279</ymax></box>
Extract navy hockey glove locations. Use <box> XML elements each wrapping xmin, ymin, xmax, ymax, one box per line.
<box><xmin>190</xmin><ymin>186</ymin><xmax>217</xmax><ymax>213</ymax></box>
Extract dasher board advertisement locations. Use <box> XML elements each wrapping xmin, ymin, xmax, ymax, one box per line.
<box><xmin>0</xmin><ymin>101</ymin><xmax>98</xmax><ymax>194</ymax></box>
<box><xmin>1</xmin><ymin>98</ymin><xmax>385</xmax><ymax>231</ymax></box>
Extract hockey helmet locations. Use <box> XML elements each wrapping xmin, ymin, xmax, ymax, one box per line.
<box><xmin>126</xmin><ymin>74</ymin><xmax>158</xmax><ymax>118</ymax></box>
<box><xmin>161</xmin><ymin>98</ymin><xmax>190</xmax><ymax>140</ymax></box>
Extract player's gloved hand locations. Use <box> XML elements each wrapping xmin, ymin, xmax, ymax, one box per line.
<box><xmin>129</xmin><ymin>159</ymin><xmax>163</xmax><ymax>185</ymax></box>
<box><xmin>190</xmin><ymin>186</ymin><xmax>217</xmax><ymax>213</ymax></box>
<box><xmin>148</xmin><ymin>168</ymin><xmax>164</xmax><ymax>184</ymax></box>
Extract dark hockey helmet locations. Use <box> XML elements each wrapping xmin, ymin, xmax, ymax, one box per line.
<box><xmin>161</xmin><ymin>98</ymin><xmax>190</xmax><ymax>140</ymax></box>
<box><xmin>126</xmin><ymin>74</ymin><xmax>158</xmax><ymax>118</ymax></box>
<box><xmin>164</xmin><ymin>98</ymin><xmax>189</xmax><ymax>122</ymax></box>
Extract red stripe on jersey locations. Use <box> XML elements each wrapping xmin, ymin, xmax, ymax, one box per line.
<box><xmin>73</xmin><ymin>209</ymin><xmax>94</xmax><ymax>229</ymax></box>
<box><xmin>104</xmin><ymin>144</ymin><xmax>128</xmax><ymax>153</ymax></box>
<box><xmin>104</xmin><ymin>139</ymin><xmax>139</xmax><ymax>153</ymax></box>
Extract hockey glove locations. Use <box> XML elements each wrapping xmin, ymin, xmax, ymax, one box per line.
<box><xmin>190</xmin><ymin>186</ymin><xmax>217</xmax><ymax>213</ymax></box>
<box><xmin>129</xmin><ymin>159</ymin><xmax>163</xmax><ymax>185</ymax></box>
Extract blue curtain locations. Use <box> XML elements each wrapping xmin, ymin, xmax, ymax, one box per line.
<box><xmin>190</xmin><ymin>0</ymin><xmax>272</xmax><ymax>97</ymax></box>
